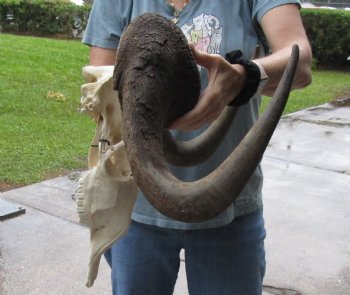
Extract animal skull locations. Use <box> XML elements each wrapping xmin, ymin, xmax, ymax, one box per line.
<box><xmin>80</xmin><ymin>65</ymin><xmax>124</xmax><ymax>168</ymax></box>
<box><xmin>75</xmin><ymin>13</ymin><xmax>299</xmax><ymax>288</ymax></box>
<box><xmin>75</xmin><ymin>66</ymin><xmax>138</xmax><ymax>287</ymax></box>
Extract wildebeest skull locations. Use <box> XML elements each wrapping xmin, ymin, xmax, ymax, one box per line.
<box><xmin>77</xmin><ymin>13</ymin><xmax>299</xmax><ymax>287</ymax></box>
<box><xmin>76</xmin><ymin>66</ymin><xmax>138</xmax><ymax>287</ymax></box>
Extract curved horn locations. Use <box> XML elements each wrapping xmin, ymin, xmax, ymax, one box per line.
<box><xmin>114</xmin><ymin>14</ymin><xmax>200</xmax><ymax>127</ymax></box>
<box><xmin>114</xmin><ymin>13</ymin><xmax>300</xmax><ymax>222</ymax></box>
<box><xmin>162</xmin><ymin>106</ymin><xmax>238</xmax><ymax>166</ymax></box>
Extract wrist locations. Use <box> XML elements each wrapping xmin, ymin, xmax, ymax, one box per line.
<box><xmin>225</xmin><ymin>50</ymin><xmax>268</xmax><ymax>107</ymax></box>
<box><xmin>232</xmin><ymin>63</ymin><xmax>247</xmax><ymax>93</ymax></box>
<box><xmin>252</xmin><ymin>60</ymin><xmax>269</xmax><ymax>95</ymax></box>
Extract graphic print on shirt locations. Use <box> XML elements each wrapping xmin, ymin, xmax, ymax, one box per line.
<box><xmin>181</xmin><ymin>13</ymin><xmax>223</xmax><ymax>70</ymax></box>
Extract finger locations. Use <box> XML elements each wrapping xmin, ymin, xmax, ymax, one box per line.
<box><xmin>189</xmin><ymin>43</ymin><xmax>217</xmax><ymax>69</ymax></box>
<box><xmin>170</xmin><ymin>94</ymin><xmax>221</xmax><ymax>131</ymax></box>
<box><xmin>170</xmin><ymin>105</ymin><xmax>208</xmax><ymax>130</ymax></box>
<box><xmin>171</xmin><ymin>108</ymin><xmax>221</xmax><ymax>131</ymax></box>
<box><xmin>170</xmin><ymin>108</ymin><xmax>205</xmax><ymax>130</ymax></box>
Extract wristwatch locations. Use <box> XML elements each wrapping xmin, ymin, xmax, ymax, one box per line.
<box><xmin>252</xmin><ymin>59</ymin><xmax>269</xmax><ymax>96</ymax></box>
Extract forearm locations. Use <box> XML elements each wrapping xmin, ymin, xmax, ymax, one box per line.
<box><xmin>257</xmin><ymin>4</ymin><xmax>312</xmax><ymax>97</ymax></box>
<box><xmin>255</xmin><ymin>42</ymin><xmax>312</xmax><ymax>96</ymax></box>
<box><xmin>89</xmin><ymin>46</ymin><xmax>117</xmax><ymax>66</ymax></box>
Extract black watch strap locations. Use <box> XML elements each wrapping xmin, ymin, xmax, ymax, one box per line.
<box><xmin>225</xmin><ymin>50</ymin><xmax>261</xmax><ymax>107</ymax></box>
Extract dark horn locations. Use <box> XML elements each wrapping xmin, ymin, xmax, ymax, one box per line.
<box><xmin>162</xmin><ymin>106</ymin><xmax>238</xmax><ymax>166</ymax></box>
<box><xmin>114</xmin><ymin>13</ymin><xmax>299</xmax><ymax>222</ymax></box>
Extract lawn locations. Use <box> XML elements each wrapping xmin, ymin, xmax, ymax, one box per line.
<box><xmin>0</xmin><ymin>34</ymin><xmax>92</xmax><ymax>187</ymax></box>
<box><xmin>260</xmin><ymin>70</ymin><xmax>350</xmax><ymax>113</ymax></box>
<box><xmin>0</xmin><ymin>33</ymin><xmax>349</xmax><ymax>189</ymax></box>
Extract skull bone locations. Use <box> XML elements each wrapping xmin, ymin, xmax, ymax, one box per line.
<box><xmin>75</xmin><ymin>66</ymin><xmax>138</xmax><ymax>287</ymax></box>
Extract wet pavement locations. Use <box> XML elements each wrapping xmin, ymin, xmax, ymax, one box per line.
<box><xmin>1</xmin><ymin>101</ymin><xmax>350</xmax><ymax>295</ymax></box>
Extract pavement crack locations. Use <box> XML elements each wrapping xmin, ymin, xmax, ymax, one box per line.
<box><xmin>0</xmin><ymin>196</ymin><xmax>82</xmax><ymax>226</ymax></box>
<box><xmin>263</xmin><ymin>285</ymin><xmax>302</xmax><ymax>294</ymax></box>
<box><xmin>265</xmin><ymin>155</ymin><xmax>349</xmax><ymax>175</ymax></box>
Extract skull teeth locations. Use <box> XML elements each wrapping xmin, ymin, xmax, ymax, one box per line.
<box><xmin>74</xmin><ymin>177</ymin><xmax>90</xmax><ymax>225</ymax></box>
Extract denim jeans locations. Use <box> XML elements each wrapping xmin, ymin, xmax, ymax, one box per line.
<box><xmin>105</xmin><ymin>209</ymin><xmax>266</xmax><ymax>295</ymax></box>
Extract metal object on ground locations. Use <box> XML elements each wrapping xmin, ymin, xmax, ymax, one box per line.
<box><xmin>0</xmin><ymin>198</ymin><xmax>25</xmax><ymax>220</ymax></box>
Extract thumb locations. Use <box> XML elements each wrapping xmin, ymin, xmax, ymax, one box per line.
<box><xmin>189</xmin><ymin>43</ymin><xmax>214</xmax><ymax>69</ymax></box>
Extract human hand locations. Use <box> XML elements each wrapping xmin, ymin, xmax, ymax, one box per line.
<box><xmin>169</xmin><ymin>44</ymin><xmax>246</xmax><ymax>131</ymax></box>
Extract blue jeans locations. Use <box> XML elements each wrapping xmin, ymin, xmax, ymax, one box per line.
<box><xmin>105</xmin><ymin>209</ymin><xmax>266</xmax><ymax>295</ymax></box>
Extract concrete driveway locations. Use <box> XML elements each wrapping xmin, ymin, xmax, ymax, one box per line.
<box><xmin>1</xmin><ymin>100</ymin><xmax>349</xmax><ymax>295</ymax></box>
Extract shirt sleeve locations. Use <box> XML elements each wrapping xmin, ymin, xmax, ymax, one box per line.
<box><xmin>82</xmin><ymin>0</ymin><xmax>132</xmax><ymax>49</ymax></box>
<box><xmin>250</xmin><ymin>0</ymin><xmax>300</xmax><ymax>25</ymax></box>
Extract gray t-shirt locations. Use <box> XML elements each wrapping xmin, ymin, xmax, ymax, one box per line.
<box><xmin>83</xmin><ymin>0</ymin><xmax>300</xmax><ymax>229</ymax></box>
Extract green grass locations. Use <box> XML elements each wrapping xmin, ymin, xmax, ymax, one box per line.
<box><xmin>0</xmin><ymin>33</ymin><xmax>93</xmax><ymax>186</ymax></box>
<box><xmin>261</xmin><ymin>70</ymin><xmax>350</xmax><ymax>113</ymax></box>
<box><xmin>0</xmin><ymin>33</ymin><xmax>349</xmax><ymax>187</ymax></box>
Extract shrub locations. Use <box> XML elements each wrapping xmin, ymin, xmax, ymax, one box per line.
<box><xmin>301</xmin><ymin>8</ymin><xmax>350</xmax><ymax>68</ymax></box>
<box><xmin>0</xmin><ymin>0</ymin><xmax>91</xmax><ymax>38</ymax></box>
<box><xmin>1</xmin><ymin>2</ymin><xmax>349</xmax><ymax>67</ymax></box>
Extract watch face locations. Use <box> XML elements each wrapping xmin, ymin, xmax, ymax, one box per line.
<box><xmin>251</xmin><ymin>60</ymin><xmax>268</xmax><ymax>95</ymax></box>
<box><xmin>256</xmin><ymin>74</ymin><xmax>268</xmax><ymax>96</ymax></box>
<box><xmin>260</xmin><ymin>69</ymin><xmax>269</xmax><ymax>81</ymax></box>
<box><xmin>253</xmin><ymin>60</ymin><xmax>268</xmax><ymax>81</ymax></box>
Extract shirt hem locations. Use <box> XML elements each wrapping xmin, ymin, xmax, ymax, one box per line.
<box><xmin>131</xmin><ymin>202</ymin><xmax>263</xmax><ymax>230</ymax></box>
<box><xmin>131</xmin><ymin>213</ymin><xmax>234</xmax><ymax>230</ymax></box>
<box><xmin>82</xmin><ymin>35</ymin><xmax>119</xmax><ymax>49</ymax></box>
<box><xmin>256</xmin><ymin>1</ymin><xmax>301</xmax><ymax>23</ymax></box>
